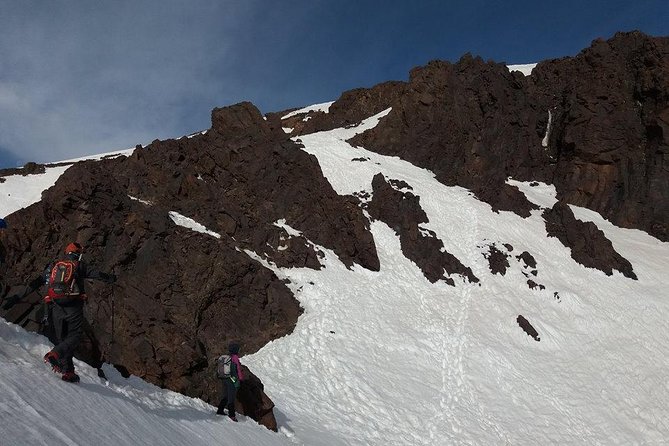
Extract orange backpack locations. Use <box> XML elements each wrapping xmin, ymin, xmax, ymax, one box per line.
<box><xmin>47</xmin><ymin>260</ymin><xmax>80</xmax><ymax>300</ymax></box>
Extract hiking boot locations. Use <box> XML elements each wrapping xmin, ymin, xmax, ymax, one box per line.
<box><xmin>43</xmin><ymin>351</ymin><xmax>61</xmax><ymax>373</ymax></box>
<box><xmin>228</xmin><ymin>416</ymin><xmax>238</xmax><ymax>422</ymax></box>
<box><xmin>61</xmin><ymin>372</ymin><xmax>80</xmax><ymax>383</ymax></box>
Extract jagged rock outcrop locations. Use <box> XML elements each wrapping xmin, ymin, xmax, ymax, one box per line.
<box><xmin>236</xmin><ymin>365</ymin><xmax>278</xmax><ymax>430</ymax></box>
<box><xmin>516</xmin><ymin>251</ymin><xmax>537</xmax><ymax>270</ymax></box>
<box><xmin>295</xmin><ymin>31</ymin><xmax>668</xmax><ymax>242</ymax></box>
<box><xmin>367</xmin><ymin>173</ymin><xmax>478</xmax><ymax>284</ymax></box>
<box><xmin>532</xmin><ymin>33</ymin><xmax>669</xmax><ymax>242</ymax></box>
<box><xmin>544</xmin><ymin>201</ymin><xmax>637</xmax><ymax>279</ymax></box>
<box><xmin>484</xmin><ymin>244</ymin><xmax>510</xmax><ymax>275</ymax></box>
<box><xmin>273</xmin><ymin>81</ymin><xmax>406</xmax><ymax>136</ymax></box>
<box><xmin>517</xmin><ymin>315</ymin><xmax>540</xmax><ymax>341</ymax></box>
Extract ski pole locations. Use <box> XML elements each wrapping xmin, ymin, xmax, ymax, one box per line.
<box><xmin>110</xmin><ymin>282</ymin><xmax>116</xmax><ymax>347</ymax></box>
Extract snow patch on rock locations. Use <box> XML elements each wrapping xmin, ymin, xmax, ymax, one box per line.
<box><xmin>168</xmin><ymin>211</ymin><xmax>221</xmax><ymax>239</ymax></box>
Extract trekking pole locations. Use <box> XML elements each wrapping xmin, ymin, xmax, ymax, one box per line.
<box><xmin>110</xmin><ymin>282</ymin><xmax>116</xmax><ymax>347</ymax></box>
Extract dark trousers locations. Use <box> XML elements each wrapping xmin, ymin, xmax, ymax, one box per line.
<box><xmin>216</xmin><ymin>378</ymin><xmax>238</xmax><ymax>417</ymax></box>
<box><xmin>51</xmin><ymin>301</ymin><xmax>84</xmax><ymax>373</ymax></box>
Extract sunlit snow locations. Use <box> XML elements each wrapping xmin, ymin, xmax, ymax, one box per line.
<box><xmin>507</xmin><ymin>63</ymin><xmax>537</xmax><ymax>76</ymax></box>
<box><xmin>0</xmin><ymin>319</ymin><xmax>291</xmax><ymax>446</ymax></box>
<box><xmin>281</xmin><ymin>101</ymin><xmax>334</xmax><ymax>120</ymax></box>
<box><xmin>168</xmin><ymin>211</ymin><xmax>221</xmax><ymax>239</ymax></box>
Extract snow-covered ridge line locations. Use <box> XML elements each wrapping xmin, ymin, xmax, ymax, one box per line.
<box><xmin>507</xmin><ymin>63</ymin><xmax>537</xmax><ymax>76</ymax></box>
<box><xmin>0</xmin><ymin>165</ymin><xmax>70</xmax><ymax>217</ymax></box>
<box><xmin>54</xmin><ymin>147</ymin><xmax>136</xmax><ymax>165</ymax></box>
<box><xmin>281</xmin><ymin>101</ymin><xmax>334</xmax><ymax>120</ymax></box>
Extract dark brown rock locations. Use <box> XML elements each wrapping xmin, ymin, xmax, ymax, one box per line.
<box><xmin>533</xmin><ymin>32</ymin><xmax>669</xmax><ymax>241</ymax></box>
<box><xmin>296</xmin><ymin>32</ymin><xmax>668</xmax><ymax>241</ymax></box>
<box><xmin>516</xmin><ymin>251</ymin><xmax>537</xmax><ymax>269</ymax></box>
<box><xmin>526</xmin><ymin>280</ymin><xmax>545</xmax><ymax>291</ymax></box>
<box><xmin>235</xmin><ymin>366</ymin><xmax>277</xmax><ymax>431</ymax></box>
<box><xmin>543</xmin><ymin>201</ymin><xmax>637</xmax><ymax>279</ymax></box>
<box><xmin>0</xmin><ymin>161</ymin><xmax>46</xmax><ymax>178</ymax></box>
<box><xmin>282</xmin><ymin>81</ymin><xmax>406</xmax><ymax>136</ymax></box>
<box><xmin>348</xmin><ymin>56</ymin><xmax>540</xmax><ymax>218</ymax></box>
<box><xmin>517</xmin><ymin>315</ymin><xmax>540</xmax><ymax>341</ymax></box>
<box><xmin>367</xmin><ymin>173</ymin><xmax>478</xmax><ymax>284</ymax></box>
<box><xmin>1</xmin><ymin>162</ymin><xmax>298</xmax><ymax>429</ymax></box>
<box><xmin>484</xmin><ymin>244</ymin><xmax>510</xmax><ymax>275</ymax></box>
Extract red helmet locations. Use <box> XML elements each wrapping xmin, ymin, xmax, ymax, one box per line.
<box><xmin>64</xmin><ymin>242</ymin><xmax>83</xmax><ymax>254</ymax></box>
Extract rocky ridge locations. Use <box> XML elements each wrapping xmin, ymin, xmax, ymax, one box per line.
<box><xmin>297</xmin><ymin>31</ymin><xmax>668</xmax><ymax>243</ymax></box>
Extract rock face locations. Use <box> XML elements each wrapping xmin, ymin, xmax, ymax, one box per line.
<box><xmin>0</xmin><ymin>102</ymin><xmax>380</xmax><ymax>430</ymax></box>
<box><xmin>298</xmin><ymin>31</ymin><xmax>668</xmax><ymax>242</ymax></box>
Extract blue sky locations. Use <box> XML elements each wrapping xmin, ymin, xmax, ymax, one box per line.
<box><xmin>0</xmin><ymin>0</ymin><xmax>667</xmax><ymax>167</ymax></box>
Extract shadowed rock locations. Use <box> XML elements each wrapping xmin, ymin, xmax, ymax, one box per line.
<box><xmin>517</xmin><ymin>315</ymin><xmax>540</xmax><ymax>341</ymax></box>
<box><xmin>367</xmin><ymin>173</ymin><xmax>478</xmax><ymax>284</ymax></box>
<box><xmin>544</xmin><ymin>201</ymin><xmax>637</xmax><ymax>279</ymax></box>
<box><xmin>484</xmin><ymin>244</ymin><xmax>510</xmax><ymax>275</ymax></box>
<box><xmin>289</xmin><ymin>31</ymin><xmax>668</xmax><ymax>241</ymax></box>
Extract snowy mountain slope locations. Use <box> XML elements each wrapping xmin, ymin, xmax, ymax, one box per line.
<box><xmin>1</xmin><ymin>104</ymin><xmax>668</xmax><ymax>446</ymax></box>
<box><xmin>0</xmin><ymin>148</ymin><xmax>134</xmax><ymax>217</ymax></box>
<box><xmin>0</xmin><ymin>319</ymin><xmax>292</xmax><ymax>446</ymax></box>
<box><xmin>240</xmin><ymin>110</ymin><xmax>669</xmax><ymax>445</ymax></box>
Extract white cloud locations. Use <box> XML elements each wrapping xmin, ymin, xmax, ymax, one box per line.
<box><xmin>0</xmin><ymin>1</ymin><xmax>256</xmax><ymax>164</ymax></box>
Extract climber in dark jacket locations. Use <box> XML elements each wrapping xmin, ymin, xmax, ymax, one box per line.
<box><xmin>43</xmin><ymin>242</ymin><xmax>115</xmax><ymax>382</ymax></box>
<box><xmin>216</xmin><ymin>342</ymin><xmax>245</xmax><ymax>421</ymax></box>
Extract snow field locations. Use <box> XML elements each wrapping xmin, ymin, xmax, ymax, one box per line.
<box><xmin>240</xmin><ymin>110</ymin><xmax>669</xmax><ymax>444</ymax></box>
<box><xmin>1</xmin><ymin>105</ymin><xmax>668</xmax><ymax>445</ymax></box>
<box><xmin>0</xmin><ymin>166</ymin><xmax>70</xmax><ymax>217</ymax></box>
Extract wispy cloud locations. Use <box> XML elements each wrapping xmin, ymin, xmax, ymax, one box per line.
<box><xmin>1</xmin><ymin>0</ymin><xmax>666</xmax><ymax>167</ymax></box>
<box><xmin>0</xmin><ymin>1</ymin><xmax>255</xmax><ymax>164</ymax></box>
